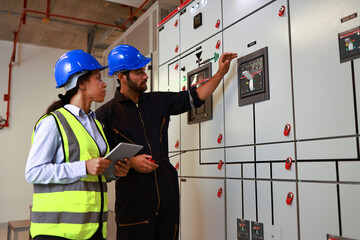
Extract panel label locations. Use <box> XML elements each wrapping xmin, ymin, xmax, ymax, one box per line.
<box><xmin>341</xmin><ymin>13</ymin><xmax>357</xmax><ymax>23</ymax></box>
<box><xmin>247</xmin><ymin>41</ymin><xmax>257</xmax><ymax>48</ymax></box>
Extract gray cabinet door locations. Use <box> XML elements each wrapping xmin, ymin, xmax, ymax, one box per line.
<box><xmin>179</xmin><ymin>0</ymin><xmax>222</xmax><ymax>54</ymax></box>
<box><xmin>298</xmin><ymin>183</ymin><xmax>339</xmax><ymax>240</ymax></box>
<box><xmin>224</xmin><ymin>0</ymin><xmax>294</xmax><ymax>145</ymax></box>
<box><xmin>159</xmin><ymin>14</ymin><xmax>179</xmax><ymax>65</ymax></box>
<box><xmin>180</xmin><ymin>178</ymin><xmax>226</xmax><ymax>240</ymax></box>
<box><xmin>291</xmin><ymin>0</ymin><xmax>360</xmax><ymax>140</ymax></box>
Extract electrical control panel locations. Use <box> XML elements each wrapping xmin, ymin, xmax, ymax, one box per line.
<box><xmin>187</xmin><ymin>62</ymin><xmax>212</xmax><ymax>124</ymax></box>
<box><xmin>338</xmin><ymin>26</ymin><xmax>360</xmax><ymax>63</ymax></box>
<box><xmin>237</xmin><ymin>219</ymin><xmax>250</xmax><ymax>240</ymax></box>
<box><xmin>237</xmin><ymin>47</ymin><xmax>269</xmax><ymax>106</ymax></box>
<box><xmin>251</xmin><ymin>221</ymin><xmax>264</xmax><ymax>240</ymax></box>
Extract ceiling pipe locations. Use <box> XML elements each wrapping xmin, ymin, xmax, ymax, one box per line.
<box><xmin>23</xmin><ymin>0</ymin><xmax>27</xmax><ymax>24</ymax></box>
<box><xmin>26</xmin><ymin>9</ymin><xmax>127</xmax><ymax>30</ymax></box>
<box><xmin>1</xmin><ymin>0</ymin><xmax>150</xmax><ymax>128</ymax></box>
<box><xmin>46</xmin><ymin>0</ymin><xmax>50</xmax><ymax>20</ymax></box>
<box><xmin>12</xmin><ymin>32</ymin><xmax>17</xmax><ymax>62</ymax></box>
<box><xmin>130</xmin><ymin>7</ymin><xmax>133</xmax><ymax>24</ymax></box>
<box><xmin>1</xmin><ymin>10</ymin><xmax>109</xmax><ymax>31</ymax></box>
<box><xmin>119</xmin><ymin>0</ymin><xmax>149</xmax><ymax>29</ymax></box>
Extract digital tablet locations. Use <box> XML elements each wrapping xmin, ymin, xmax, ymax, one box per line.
<box><xmin>102</xmin><ymin>142</ymin><xmax>143</xmax><ymax>176</ymax></box>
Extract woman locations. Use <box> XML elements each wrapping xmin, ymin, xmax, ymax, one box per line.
<box><xmin>25</xmin><ymin>49</ymin><xmax>130</xmax><ymax>240</ymax></box>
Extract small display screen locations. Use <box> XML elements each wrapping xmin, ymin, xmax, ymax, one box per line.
<box><xmin>338</xmin><ymin>26</ymin><xmax>360</xmax><ymax>63</ymax></box>
<box><xmin>194</xmin><ymin>12</ymin><xmax>202</xmax><ymax>29</ymax></box>
<box><xmin>187</xmin><ymin>62</ymin><xmax>212</xmax><ymax>124</ymax></box>
<box><xmin>237</xmin><ymin>47</ymin><xmax>269</xmax><ymax>107</ymax></box>
<box><xmin>190</xmin><ymin>71</ymin><xmax>209</xmax><ymax>88</ymax></box>
<box><xmin>239</xmin><ymin>56</ymin><xmax>265</xmax><ymax>98</ymax></box>
<box><xmin>190</xmin><ymin>70</ymin><xmax>209</xmax><ymax>115</ymax></box>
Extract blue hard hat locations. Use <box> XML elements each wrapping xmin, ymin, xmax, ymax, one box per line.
<box><xmin>107</xmin><ymin>45</ymin><xmax>151</xmax><ymax>76</ymax></box>
<box><xmin>54</xmin><ymin>49</ymin><xmax>108</xmax><ymax>88</ymax></box>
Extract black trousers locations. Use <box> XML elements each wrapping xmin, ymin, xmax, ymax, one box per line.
<box><xmin>33</xmin><ymin>226</ymin><xmax>105</xmax><ymax>240</ymax></box>
<box><xmin>116</xmin><ymin>214</ymin><xmax>178</xmax><ymax>240</ymax></box>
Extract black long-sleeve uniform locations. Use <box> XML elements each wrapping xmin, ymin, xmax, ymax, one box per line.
<box><xmin>95</xmin><ymin>87</ymin><xmax>204</xmax><ymax>235</ymax></box>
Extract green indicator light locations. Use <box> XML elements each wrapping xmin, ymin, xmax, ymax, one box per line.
<box><xmin>182</xmin><ymin>76</ymin><xmax>186</xmax><ymax>81</ymax></box>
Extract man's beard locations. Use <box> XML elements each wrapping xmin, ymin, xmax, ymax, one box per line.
<box><xmin>127</xmin><ymin>77</ymin><xmax>147</xmax><ymax>92</ymax></box>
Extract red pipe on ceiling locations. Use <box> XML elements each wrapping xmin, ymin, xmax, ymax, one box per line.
<box><xmin>1</xmin><ymin>0</ymin><xmax>149</xmax><ymax>128</ymax></box>
<box><xmin>130</xmin><ymin>7</ymin><xmax>133</xmax><ymax>24</ymax></box>
<box><xmin>23</xmin><ymin>0</ymin><xmax>27</xmax><ymax>24</ymax></box>
<box><xmin>119</xmin><ymin>0</ymin><xmax>149</xmax><ymax>28</ymax></box>
<box><xmin>46</xmin><ymin>0</ymin><xmax>50</xmax><ymax>20</ymax></box>
<box><xmin>26</xmin><ymin>9</ymin><xmax>128</xmax><ymax>30</ymax></box>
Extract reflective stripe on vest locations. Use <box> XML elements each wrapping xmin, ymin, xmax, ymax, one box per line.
<box><xmin>31</xmin><ymin>211</ymin><xmax>108</xmax><ymax>224</ymax></box>
<box><xmin>30</xmin><ymin>107</ymin><xmax>110</xmax><ymax>240</ymax></box>
<box><xmin>52</xmin><ymin>110</ymin><xmax>80</xmax><ymax>163</ymax></box>
<box><xmin>33</xmin><ymin>180</ymin><xmax>107</xmax><ymax>193</ymax></box>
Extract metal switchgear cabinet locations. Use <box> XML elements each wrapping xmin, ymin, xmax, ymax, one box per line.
<box><xmin>180</xmin><ymin>33</ymin><xmax>224</xmax><ymax>150</ymax></box>
<box><xmin>158</xmin><ymin>14</ymin><xmax>180</xmax><ymax>65</ymax></box>
<box><xmin>179</xmin><ymin>0</ymin><xmax>222</xmax><ymax>54</ymax></box>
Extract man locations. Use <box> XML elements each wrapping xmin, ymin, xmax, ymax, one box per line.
<box><xmin>96</xmin><ymin>44</ymin><xmax>237</xmax><ymax>240</ymax></box>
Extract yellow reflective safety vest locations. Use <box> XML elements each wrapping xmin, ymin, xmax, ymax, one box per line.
<box><xmin>30</xmin><ymin>107</ymin><xmax>110</xmax><ymax>240</ymax></box>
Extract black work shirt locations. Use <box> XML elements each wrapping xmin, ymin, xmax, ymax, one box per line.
<box><xmin>95</xmin><ymin>87</ymin><xmax>204</xmax><ymax>224</ymax></box>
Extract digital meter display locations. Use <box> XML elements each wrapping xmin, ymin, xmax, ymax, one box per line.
<box><xmin>237</xmin><ymin>47</ymin><xmax>269</xmax><ymax>107</ymax></box>
<box><xmin>338</xmin><ymin>26</ymin><xmax>360</xmax><ymax>63</ymax></box>
<box><xmin>239</xmin><ymin>56</ymin><xmax>265</xmax><ymax>97</ymax></box>
<box><xmin>187</xmin><ymin>62</ymin><xmax>212</xmax><ymax>124</ymax></box>
<box><xmin>190</xmin><ymin>70</ymin><xmax>209</xmax><ymax>88</ymax></box>
<box><xmin>190</xmin><ymin>70</ymin><xmax>209</xmax><ymax>115</ymax></box>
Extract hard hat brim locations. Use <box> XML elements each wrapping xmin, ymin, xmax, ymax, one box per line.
<box><xmin>108</xmin><ymin>57</ymin><xmax>151</xmax><ymax>76</ymax></box>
